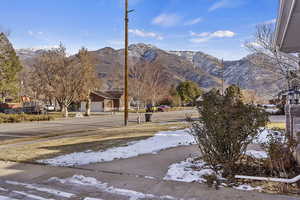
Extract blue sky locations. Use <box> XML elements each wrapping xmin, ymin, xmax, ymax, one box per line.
<box><xmin>0</xmin><ymin>0</ymin><xmax>278</xmax><ymax>60</ymax></box>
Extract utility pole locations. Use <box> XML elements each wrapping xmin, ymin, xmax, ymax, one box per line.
<box><xmin>124</xmin><ymin>0</ymin><xmax>129</xmax><ymax>126</ymax></box>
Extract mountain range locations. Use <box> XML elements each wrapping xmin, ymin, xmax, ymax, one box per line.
<box><xmin>16</xmin><ymin>43</ymin><xmax>283</xmax><ymax>99</ymax></box>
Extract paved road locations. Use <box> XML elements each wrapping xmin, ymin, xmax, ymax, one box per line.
<box><xmin>0</xmin><ymin>110</ymin><xmax>197</xmax><ymax>141</ymax></box>
<box><xmin>269</xmin><ymin>115</ymin><xmax>286</xmax><ymax>123</ymax></box>
<box><xmin>0</xmin><ymin>112</ymin><xmax>285</xmax><ymax>142</ymax></box>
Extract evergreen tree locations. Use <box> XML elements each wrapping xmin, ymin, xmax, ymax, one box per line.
<box><xmin>0</xmin><ymin>33</ymin><xmax>22</xmax><ymax>102</ymax></box>
<box><xmin>176</xmin><ymin>81</ymin><xmax>202</xmax><ymax>106</ymax></box>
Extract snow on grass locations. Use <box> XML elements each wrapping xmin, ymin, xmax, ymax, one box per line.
<box><xmin>164</xmin><ymin>157</ymin><xmax>266</xmax><ymax>192</ymax></box>
<box><xmin>164</xmin><ymin>150</ymin><xmax>270</xmax><ymax>185</ymax></box>
<box><xmin>5</xmin><ymin>180</ymin><xmax>75</xmax><ymax>198</ymax></box>
<box><xmin>144</xmin><ymin>176</ymin><xmax>156</xmax><ymax>180</ymax></box>
<box><xmin>0</xmin><ymin>195</ymin><xmax>17</xmax><ymax>200</ymax></box>
<box><xmin>245</xmin><ymin>150</ymin><xmax>268</xmax><ymax>159</ymax></box>
<box><xmin>233</xmin><ymin>184</ymin><xmax>262</xmax><ymax>191</ymax></box>
<box><xmin>39</xmin><ymin>129</ymin><xmax>195</xmax><ymax>166</ymax></box>
<box><xmin>164</xmin><ymin>158</ymin><xmax>216</xmax><ymax>183</ymax></box>
<box><xmin>49</xmin><ymin>175</ymin><xmax>176</xmax><ymax>200</ymax></box>
<box><xmin>13</xmin><ymin>191</ymin><xmax>52</xmax><ymax>200</ymax></box>
<box><xmin>253</xmin><ymin>129</ymin><xmax>284</xmax><ymax>144</ymax></box>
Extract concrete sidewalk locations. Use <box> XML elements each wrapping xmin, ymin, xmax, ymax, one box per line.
<box><xmin>0</xmin><ymin>145</ymin><xmax>299</xmax><ymax>200</ymax></box>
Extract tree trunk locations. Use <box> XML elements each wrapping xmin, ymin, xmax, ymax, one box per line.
<box><xmin>85</xmin><ymin>98</ymin><xmax>91</xmax><ymax>116</ymax></box>
<box><xmin>136</xmin><ymin>100</ymin><xmax>141</xmax><ymax>124</ymax></box>
<box><xmin>62</xmin><ymin>105</ymin><xmax>69</xmax><ymax>118</ymax></box>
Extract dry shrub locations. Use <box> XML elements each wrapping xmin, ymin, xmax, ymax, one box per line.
<box><xmin>190</xmin><ymin>85</ymin><xmax>269</xmax><ymax>178</ymax></box>
<box><xmin>262</xmin><ymin>129</ymin><xmax>299</xmax><ymax>178</ymax></box>
<box><xmin>0</xmin><ymin>113</ymin><xmax>54</xmax><ymax>123</ymax></box>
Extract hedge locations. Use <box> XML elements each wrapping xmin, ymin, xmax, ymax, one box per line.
<box><xmin>0</xmin><ymin>113</ymin><xmax>54</xmax><ymax>123</ymax></box>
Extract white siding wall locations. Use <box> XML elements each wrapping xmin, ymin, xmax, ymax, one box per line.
<box><xmin>80</xmin><ymin>102</ymin><xmax>104</xmax><ymax>112</ymax></box>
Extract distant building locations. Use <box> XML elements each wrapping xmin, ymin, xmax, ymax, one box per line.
<box><xmin>80</xmin><ymin>90</ymin><xmax>124</xmax><ymax>112</ymax></box>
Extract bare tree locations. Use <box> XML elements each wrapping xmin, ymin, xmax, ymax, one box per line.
<box><xmin>29</xmin><ymin>44</ymin><xmax>98</xmax><ymax>117</ymax></box>
<box><xmin>76</xmin><ymin>48</ymin><xmax>100</xmax><ymax>116</ymax></box>
<box><xmin>245</xmin><ymin>24</ymin><xmax>299</xmax><ymax>89</ymax></box>
<box><xmin>130</xmin><ymin>60</ymin><xmax>170</xmax><ymax>105</ymax></box>
<box><xmin>144</xmin><ymin>61</ymin><xmax>169</xmax><ymax>105</ymax></box>
<box><xmin>129</xmin><ymin>61</ymin><xmax>147</xmax><ymax>110</ymax></box>
<box><xmin>129</xmin><ymin>61</ymin><xmax>147</xmax><ymax>123</ymax></box>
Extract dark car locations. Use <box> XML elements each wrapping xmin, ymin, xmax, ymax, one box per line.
<box><xmin>157</xmin><ymin>105</ymin><xmax>171</xmax><ymax>112</ymax></box>
<box><xmin>4</xmin><ymin>108</ymin><xmax>24</xmax><ymax>114</ymax></box>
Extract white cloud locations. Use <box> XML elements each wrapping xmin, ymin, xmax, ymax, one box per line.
<box><xmin>209</xmin><ymin>0</ymin><xmax>228</xmax><ymax>12</ymax></box>
<box><xmin>211</xmin><ymin>30</ymin><xmax>235</xmax><ymax>37</ymax></box>
<box><xmin>190</xmin><ymin>30</ymin><xmax>236</xmax><ymax>43</ymax></box>
<box><xmin>190</xmin><ymin>37</ymin><xmax>211</xmax><ymax>43</ymax></box>
<box><xmin>152</xmin><ymin>14</ymin><xmax>181</xmax><ymax>27</ymax></box>
<box><xmin>27</xmin><ymin>30</ymin><xmax>34</xmax><ymax>36</ymax></box>
<box><xmin>190</xmin><ymin>31</ymin><xmax>210</xmax><ymax>37</ymax></box>
<box><xmin>262</xmin><ymin>18</ymin><xmax>276</xmax><ymax>25</ymax></box>
<box><xmin>27</xmin><ymin>30</ymin><xmax>43</xmax><ymax>36</ymax></box>
<box><xmin>184</xmin><ymin>17</ymin><xmax>203</xmax><ymax>26</ymax></box>
<box><xmin>129</xmin><ymin>29</ymin><xmax>163</xmax><ymax>40</ymax></box>
<box><xmin>208</xmin><ymin>0</ymin><xmax>244</xmax><ymax>12</ymax></box>
<box><xmin>243</xmin><ymin>41</ymin><xmax>262</xmax><ymax>48</ymax></box>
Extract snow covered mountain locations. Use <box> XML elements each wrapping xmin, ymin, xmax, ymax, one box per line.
<box><xmin>16</xmin><ymin>43</ymin><xmax>283</xmax><ymax>98</ymax></box>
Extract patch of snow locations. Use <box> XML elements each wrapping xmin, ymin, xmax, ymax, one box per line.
<box><xmin>6</xmin><ymin>180</ymin><xmax>74</xmax><ymax>198</ymax></box>
<box><xmin>49</xmin><ymin>175</ymin><xmax>176</xmax><ymax>200</ymax></box>
<box><xmin>164</xmin><ymin>158</ymin><xmax>216</xmax><ymax>183</ymax></box>
<box><xmin>0</xmin><ymin>195</ymin><xmax>17</xmax><ymax>200</ymax></box>
<box><xmin>144</xmin><ymin>176</ymin><xmax>156</xmax><ymax>180</ymax></box>
<box><xmin>39</xmin><ymin>129</ymin><xmax>195</xmax><ymax>166</ymax></box>
<box><xmin>233</xmin><ymin>184</ymin><xmax>262</xmax><ymax>191</ymax></box>
<box><xmin>245</xmin><ymin>150</ymin><xmax>268</xmax><ymax>159</ymax></box>
<box><xmin>253</xmin><ymin>129</ymin><xmax>284</xmax><ymax>144</ymax></box>
<box><xmin>0</xmin><ymin>187</ymin><xmax>7</xmax><ymax>192</ymax></box>
<box><xmin>164</xmin><ymin>158</ymin><xmax>265</xmax><ymax>192</ymax></box>
<box><xmin>13</xmin><ymin>191</ymin><xmax>52</xmax><ymax>200</ymax></box>
<box><xmin>84</xmin><ymin>198</ymin><xmax>104</xmax><ymax>200</ymax></box>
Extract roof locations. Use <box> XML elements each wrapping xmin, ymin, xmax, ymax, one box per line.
<box><xmin>275</xmin><ymin>0</ymin><xmax>300</xmax><ymax>53</ymax></box>
<box><xmin>91</xmin><ymin>90</ymin><xmax>123</xmax><ymax>100</ymax></box>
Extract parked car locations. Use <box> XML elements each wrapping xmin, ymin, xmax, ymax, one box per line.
<box><xmin>4</xmin><ymin>108</ymin><xmax>23</xmax><ymax>114</ymax></box>
<box><xmin>45</xmin><ymin>105</ymin><xmax>55</xmax><ymax>111</ymax></box>
<box><xmin>262</xmin><ymin>104</ymin><xmax>281</xmax><ymax>115</ymax></box>
<box><xmin>157</xmin><ymin>105</ymin><xmax>171</xmax><ymax>112</ymax></box>
<box><xmin>23</xmin><ymin>106</ymin><xmax>45</xmax><ymax>114</ymax></box>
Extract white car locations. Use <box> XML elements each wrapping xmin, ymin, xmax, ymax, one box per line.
<box><xmin>45</xmin><ymin>105</ymin><xmax>55</xmax><ymax>111</ymax></box>
<box><xmin>262</xmin><ymin>104</ymin><xmax>280</xmax><ymax>114</ymax></box>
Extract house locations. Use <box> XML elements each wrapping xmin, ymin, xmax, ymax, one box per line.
<box><xmin>275</xmin><ymin>0</ymin><xmax>300</xmax><ymax>165</ymax></box>
<box><xmin>80</xmin><ymin>90</ymin><xmax>124</xmax><ymax>112</ymax></box>
<box><xmin>274</xmin><ymin>0</ymin><xmax>300</xmax><ymax>53</ymax></box>
<box><xmin>0</xmin><ymin>102</ymin><xmax>22</xmax><ymax>113</ymax></box>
